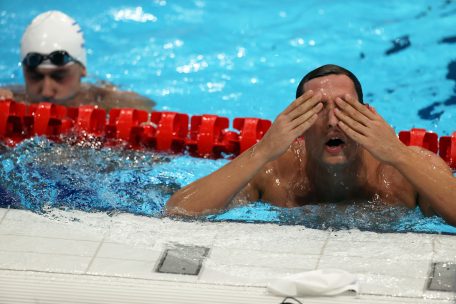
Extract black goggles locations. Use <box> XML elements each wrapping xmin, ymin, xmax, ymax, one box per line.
<box><xmin>22</xmin><ymin>50</ymin><xmax>77</xmax><ymax>69</ymax></box>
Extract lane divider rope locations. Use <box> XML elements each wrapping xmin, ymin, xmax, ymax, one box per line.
<box><xmin>0</xmin><ymin>99</ymin><xmax>455</xmax><ymax>169</ymax></box>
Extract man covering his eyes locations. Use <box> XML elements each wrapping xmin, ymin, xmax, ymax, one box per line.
<box><xmin>166</xmin><ymin>64</ymin><xmax>456</xmax><ymax>227</ymax></box>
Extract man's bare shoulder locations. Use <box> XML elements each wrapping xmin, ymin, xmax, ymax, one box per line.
<box><xmin>80</xmin><ymin>83</ymin><xmax>156</xmax><ymax>111</ymax></box>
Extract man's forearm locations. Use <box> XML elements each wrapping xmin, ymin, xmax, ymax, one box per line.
<box><xmin>165</xmin><ymin>144</ymin><xmax>270</xmax><ymax>216</ymax></box>
<box><xmin>392</xmin><ymin>145</ymin><xmax>456</xmax><ymax>226</ymax></box>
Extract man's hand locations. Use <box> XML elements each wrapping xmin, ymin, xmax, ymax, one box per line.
<box><xmin>256</xmin><ymin>90</ymin><xmax>323</xmax><ymax>161</ymax></box>
<box><xmin>0</xmin><ymin>88</ymin><xmax>13</xmax><ymax>100</ymax></box>
<box><xmin>334</xmin><ymin>94</ymin><xmax>404</xmax><ymax>164</ymax></box>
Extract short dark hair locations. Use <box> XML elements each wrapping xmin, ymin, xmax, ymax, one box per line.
<box><xmin>295</xmin><ymin>64</ymin><xmax>364</xmax><ymax>104</ymax></box>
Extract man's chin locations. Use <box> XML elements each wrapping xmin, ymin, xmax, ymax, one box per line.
<box><xmin>320</xmin><ymin>155</ymin><xmax>349</xmax><ymax>167</ymax></box>
<box><xmin>30</xmin><ymin>96</ymin><xmax>74</xmax><ymax>104</ymax></box>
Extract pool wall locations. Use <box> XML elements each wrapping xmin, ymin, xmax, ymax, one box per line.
<box><xmin>0</xmin><ymin>207</ymin><xmax>455</xmax><ymax>303</ymax></box>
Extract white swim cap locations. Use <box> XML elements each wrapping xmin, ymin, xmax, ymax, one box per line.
<box><xmin>21</xmin><ymin>11</ymin><xmax>86</xmax><ymax>68</ymax></box>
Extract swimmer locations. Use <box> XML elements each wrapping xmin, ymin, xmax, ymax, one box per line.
<box><xmin>166</xmin><ymin>64</ymin><xmax>456</xmax><ymax>226</ymax></box>
<box><xmin>0</xmin><ymin>11</ymin><xmax>155</xmax><ymax>111</ymax></box>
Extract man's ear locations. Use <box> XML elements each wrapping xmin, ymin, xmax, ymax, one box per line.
<box><xmin>80</xmin><ymin>65</ymin><xmax>87</xmax><ymax>77</ymax></box>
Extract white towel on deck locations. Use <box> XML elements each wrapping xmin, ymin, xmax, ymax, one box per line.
<box><xmin>267</xmin><ymin>269</ymin><xmax>359</xmax><ymax>297</ymax></box>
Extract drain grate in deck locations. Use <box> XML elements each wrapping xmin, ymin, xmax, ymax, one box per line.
<box><xmin>427</xmin><ymin>262</ymin><xmax>456</xmax><ymax>292</ymax></box>
<box><xmin>156</xmin><ymin>244</ymin><xmax>209</xmax><ymax>276</ymax></box>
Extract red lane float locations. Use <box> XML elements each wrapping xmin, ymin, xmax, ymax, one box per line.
<box><xmin>439</xmin><ymin>132</ymin><xmax>456</xmax><ymax>169</ymax></box>
<box><xmin>0</xmin><ymin>99</ymin><xmax>455</xmax><ymax>170</ymax></box>
<box><xmin>0</xmin><ymin>100</ymin><xmax>28</xmax><ymax>145</ymax></box>
<box><xmin>105</xmin><ymin>108</ymin><xmax>148</xmax><ymax>148</ymax></box>
<box><xmin>233</xmin><ymin>118</ymin><xmax>272</xmax><ymax>154</ymax></box>
<box><xmin>398</xmin><ymin>128</ymin><xmax>438</xmax><ymax>153</ymax></box>
<box><xmin>74</xmin><ymin>105</ymin><xmax>106</xmax><ymax>136</ymax></box>
<box><xmin>186</xmin><ymin>114</ymin><xmax>243</xmax><ymax>157</ymax></box>
<box><xmin>31</xmin><ymin>102</ymin><xmax>73</xmax><ymax>139</ymax></box>
<box><xmin>147</xmin><ymin>111</ymin><xmax>188</xmax><ymax>152</ymax></box>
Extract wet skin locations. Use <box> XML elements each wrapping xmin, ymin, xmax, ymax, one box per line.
<box><xmin>166</xmin><ymin>74</ymin><xmax>456</xmax><ymax>225</ymax></box>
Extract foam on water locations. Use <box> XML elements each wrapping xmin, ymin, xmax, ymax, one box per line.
<box><xmin>0</xmin><ymin>137</ymin><xmax>455</xmax><ymax>234</ymax></box>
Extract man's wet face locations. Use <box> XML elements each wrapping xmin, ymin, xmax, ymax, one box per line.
<box><xmin>303</xmin><ymin>74</ymin><xmax>361</xmax><ymax>166</ymax></box>
<box><xmin>23</xmin><ymin>63</ymin><xmax>85</xmax><ymax>103</ymax></box>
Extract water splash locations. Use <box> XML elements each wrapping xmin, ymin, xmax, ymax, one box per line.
<box><xmin>0</xmin><ymin>137</ymin><xmax>177</xmax><ymax>216</ymax></box>
<box><xmin>0</xmin><ymin>138</ymin><xmax>454</xmax><ymax>234</ymax></box>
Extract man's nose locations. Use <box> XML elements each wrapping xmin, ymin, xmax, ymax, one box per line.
<box><xmin>40</xmin><ymin>76</ymin><xmax>56</xmax><ymax>99</ymax></box>
<box><xmin>327</xmin><ymin>103</ymin><xmax>339</xmax><ymax>127</ymax></box>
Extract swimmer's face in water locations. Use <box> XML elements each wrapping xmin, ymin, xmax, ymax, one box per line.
<box><xmin>23</xmin><ymin>63</ymin><xmax>86</xmax><ymax>104</ymax></box>
<box><xmin>303</xmin><ymin>74</ymin><xmax>361</xmax><ymax>166</ymax></box>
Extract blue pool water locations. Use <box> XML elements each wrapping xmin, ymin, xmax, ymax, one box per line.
<box><xmin>0</xmin><ymin>1</ymin><xmax>455</xmax><ymax>234</ymax></box>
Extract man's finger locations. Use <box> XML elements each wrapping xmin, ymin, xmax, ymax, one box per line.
<box><xmin>342</xmin><ymin>94</ymin><xmax>376</xmax><ymax>120</ymax></box>
<box><xmin>337</xmin><ymin>120</ymin><xmax>367</xmax><ymax>144</ymax></box>
<box><xmin>291</xmin><ymin>102</ymin><xmax>323</xmax><ymax>129</ymax></box>
<box><xmin>335</xmin><ymin>97</ymin><xmax>371</xmax><ymax>126</ymax></box>
<box><xmin>334</xmin><ymin>107</ymin><xmax>368</xmax><ymax>136</ymax></box>
<box><xmin>283</xmin><ymin>90</ymin><xmax>314</xmax><ymax>115</ymax></box>
<box><xmin>293</xmin><ymin>114</ymin><xmax>319</xmax><ymax>138</ymax></box>
<box><xmin>289</xmin><ymin>92</ymin><xmax>322</xmax><ymax>121</ymax></box>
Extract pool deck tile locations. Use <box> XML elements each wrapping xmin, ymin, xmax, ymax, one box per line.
<box><xmin>87</xmin><ymin>257</ymin><xmax>157</xmax><ymax>278</ymax></box>
<box><xmin>87</xmin><ymin>257</ymin><xmax>200</xmax><ymax>283</ymax></box>
<box><xmin>0</xmin><ymin>234</ymin><xmax>99</xmax><ymax>256</ymax></box>
<box><xmin>433</xmin><ymin>236</ymin><xmax>456</xmax><ymax>262</ymax></box>
<box><xmin>323</xmin><ymin>239</ymin><xmax>433</xmax><ymax>260</ymax></box>
<box><xmin>0</xmin><ymin>250</ymin><xmax>91</xmax><ymax>273</ymax></box>
<box><xmin>213</xmin><ymin>229</ymin><xmax>328</xmax><ymax>255</ymax></box>
<box><xmin>0</xmin><ymin>209</ymin><xmax>105</xmax><ymax>241</ymax></box>
<box><xmin>208</xmin><ymin>247</ymin><xmax>319</xmax><ymax>269</ymax></box>
<box><xmin>0</xmin><ymin>207</ymin><xmax>455</xmax><ymax>303</ymax></box>
<box><xmin>423</xmin><ymin>290</ymin><xmax>456</xmax><ymax>302</ymax></box>
<box><xmin>105</xmin><ymin>217</ymin><xmax>219</xmax><ymax>248</ymax></box>
<box><xmin>317</xmin><ymin>255</ymin><xmax>431</xmax><ymax>278</ymax></box>
<box><xmin>96</xmin><ymin>241</ymin><xmax>162</xmax><ymax>261</ymax></box>
<box><xmin>357</xmin><ymin>273</ymin><xmax>426</xmax><ymax>297</ymax></box>
<box><xmin>199</xmin><ymin>262</ymin><xmax>306</xmax><ymax>286</ymax></box>
<box><xmin>0</xmin><ymin>208</ymin><xmax>8</xmax><ymax>224</ymax></box>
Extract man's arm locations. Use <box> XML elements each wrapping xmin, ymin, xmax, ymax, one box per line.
<box><xmin>335</xmin><ymin>94</ymin><xmax>456</xmax><ymax>226</ymax></box>
<box><xmin>394</xmin><ymin>146</ymin><xmax>455</xmax><ymax>221</ymax></box>
<box><xmin>166</xmin><ymin>90</ymin><xmax>323</xmax><ymax>216</ymax></box>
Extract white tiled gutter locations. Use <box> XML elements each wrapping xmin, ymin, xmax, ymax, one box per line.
<box><xmin>0</xmin><ymin>207</ymin><xmax>454</xmax><ymax>303</ymax></box>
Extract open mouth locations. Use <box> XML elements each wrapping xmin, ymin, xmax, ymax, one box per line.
<box><xmin>326</xmin><ymin>138</ymin><xmax>345</xmax><ymax>147</ymax></box>
<box><xmin>325</xmin><ymin>137</ymin><xmax>345</xmax><ymax>154</ymax></box>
